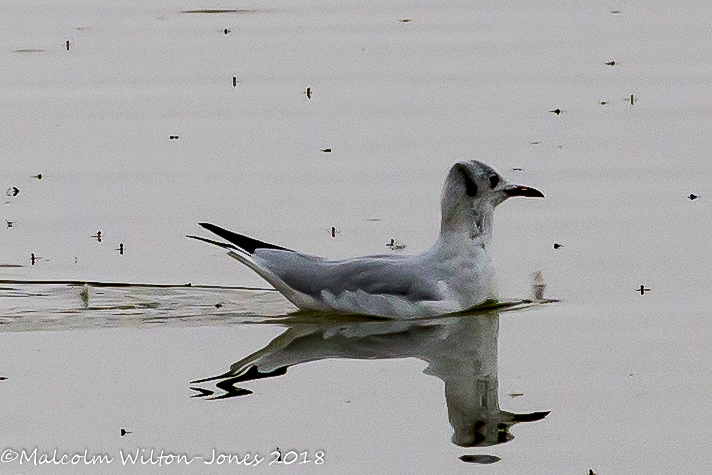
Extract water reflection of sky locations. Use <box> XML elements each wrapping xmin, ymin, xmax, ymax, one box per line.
<box><xmin>2</xmin><ymin>0</ymin><xmax>712</xmax><ymax>472</ymax></box>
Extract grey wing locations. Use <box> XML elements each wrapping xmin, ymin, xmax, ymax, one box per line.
<box><xmin>253</xmin><ymin>249</ymin><xmax>440</xmax><ymax>301</ymax></box>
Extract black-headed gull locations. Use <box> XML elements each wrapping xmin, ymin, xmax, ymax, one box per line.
<box><xmin>189</xmin><ymin>160</ymin><xmax>543</xmax><ymax>318</ymax></box>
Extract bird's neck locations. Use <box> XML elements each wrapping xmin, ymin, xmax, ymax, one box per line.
<box><xmin>438</xmin><ymin>201</ymin><xmax>494</xmax><ymax>250</ymax></box>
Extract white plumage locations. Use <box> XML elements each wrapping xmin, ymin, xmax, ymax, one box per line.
<box><xmin>189</xmin><ymin>160</ymin><xmax>543</xmax><ymax>318</ymax></box>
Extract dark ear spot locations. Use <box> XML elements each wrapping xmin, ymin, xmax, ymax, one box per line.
<box><xmin>457</xmin><ymin>165</ymin><xmax>478</xmax><ymax>196</ymax></box>
<box><xmin>489</xmin><ymin>175</ymin><xmax>499</xmax><ymax>189</ymax></box>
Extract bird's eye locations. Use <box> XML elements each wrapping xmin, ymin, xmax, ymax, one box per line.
<box><xmin>489</xmin><ymin>175</ymin><xmax>500</xmax><ymax>188</ymax></box>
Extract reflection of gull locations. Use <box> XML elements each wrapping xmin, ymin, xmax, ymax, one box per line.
<box><xmin>189</xmin><ymin>161</ymin><xmax>543</xmax><ymax>318</ymax></box>
<box><xmin>192</xmin><ymin>306</ymin><xmax>550</xmax><ymax>448</ymax></box>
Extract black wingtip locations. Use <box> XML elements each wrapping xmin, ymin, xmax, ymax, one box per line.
<box><xmin>198</xmin><ymin>223</ymin><xmax>291</xmax><ymax>254</ymax></box>
<box><xmin>186</xmin><ymin>234</ymin><xmax>238</xmax><ymax>250</ymax></box>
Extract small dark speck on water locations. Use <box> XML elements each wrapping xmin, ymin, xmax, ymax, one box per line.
<box><xmin>0</xmin><ymin>376</ymin><xmax>7</xmax><ymax>381</ymax></box>
<box><xmin>600</xmin><ymin>101</ymin><xmax>608</xmax><ymax>106</ymax></box>
<box><xmin>637</xmin><ymin>284</ymin><xmax>650</xmax><ymax>295</ymax></box>
<box><xmin>321</xmin><ymin>148</ymin><xmax>332</xmax><ymax>153</ymax></box>
<box><xmin>549</xmin><ymin>108</ymin><xmax>562</xmax><ymax>115</ymax></box>
<box><xmin>553</xmin><ymin>243</ymin><xmax>563</xmax><ymax>249</ymax></box>
<box><xmin>306</xmin><ymin>86</ymin><xmax>312</xmax><ymax>99</ymax></box>
<box><xmin>459</xmin><ymin>454</ymin><xmax>501</xmax><ymax>464</ymax></box>
<box><xmin>66</xmin><ymin>40</ymin><xmax>70</xmax><ymax>51</ymax></box>
<box><xmin>688</xmin><ymin>193</ymin><xmax>698</xmax><ymax>200</ymax></box>
<box><xmin>512</xmin><ymin>167</ymin><xmax>524</xmax><ymax>171</ymax></box>
<box><xmin>120</xmin><ymin>428</ymin><xmax>132</xmax><ymax>437</ymax></box>
<box><xmin>605</xmin><ymin>60</ymin><xmax>616</xmax><ymax>66</ymax></box>
<box><xmin>399</xmin><ymin>18</ymin><xmax>411</xmax><ymax>22</ymax></box>
<box><xmin>214</xmin><ymin>302</ymin><xmax>223</xmax><ymax>308</ymax></box>
<box><xmin>233</xmin><ymin>77</ymin><xmax>237</xmax><ymax>87</ymax></box>
<box><xmin>32</xmin><ymin>173</ymin><xmax>43</xmax><ymax>180</ymax></box>
<box><xmin>185</xmin><ymin>283</ymin><xmax>192</xmax><ymax>287</ymax></box>
<box><xmin>223</xmin><ymin>28</ymin><xmax>231</xmax><ymax>34</ymax></box>
<box><xmin>181</xmin><ymin>9</ymin><xmax>259</xmax><ymax>14</ymax></box>
<box><xmin>169</xmin><ymin>135</ymin><xmax>180</xmax><ymax>140</ymax></box>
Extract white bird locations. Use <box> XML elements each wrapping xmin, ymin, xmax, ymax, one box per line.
<box><xmin>188</xmin><ymin>160</ymin><xmax>543</xmax><ymax>318</ymax></box>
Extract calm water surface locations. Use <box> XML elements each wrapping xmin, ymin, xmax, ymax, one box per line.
<box><xmin>1</xmin><ymin>0</ymin><xmax>711</xmax><ymax>473</ymax></box>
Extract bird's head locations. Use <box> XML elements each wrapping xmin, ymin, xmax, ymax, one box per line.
<box><xmin>440</xmin><ymin>160</ymin><xmax>544</xmax><ymax>239</ymax></box>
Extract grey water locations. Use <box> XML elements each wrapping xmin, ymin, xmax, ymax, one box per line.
<box><xmin>1</xmin><ymin>0</ymin><xmax>712</xmax><ymax>473</ymax></box>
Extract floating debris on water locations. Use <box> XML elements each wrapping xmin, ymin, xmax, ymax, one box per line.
<box><xmin>553</xmin><ymin>242</ymin><xmax>563</xmax><ymax>249</ymax></box>
<box><xmin>531</xmin><ymin>270</ymin><xmax>547</xmax><ymax>301</ymax></box>
<box><xmin>386</xmin><ymin>239</ymin><xmax>407</xmax><ymax>251</ymax></box>
<box><xmin>688</xmin><ymin>193</ymin><xmax>698</xmax><ymax>200</ymax></box>
<box><xmin>181</xmin><ymin>9</ymin><xmax>259</xmax><ymax>14</ymax></box>
<box><xmin>508</xmin><ymin>392</ymin><xmax>524</xmax><ymax>398</ymax></box>
<box><xmin>79</xmin><ymin>284</ymin><xmax>90</xmax><ymax>308</ymax></box>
